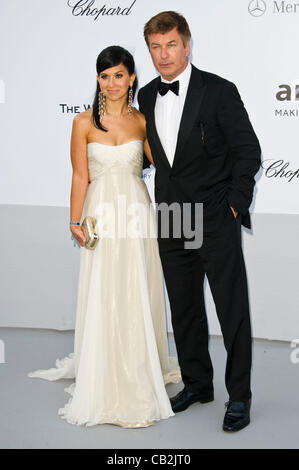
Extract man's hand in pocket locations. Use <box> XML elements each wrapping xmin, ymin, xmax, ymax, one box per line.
<box><xmin>230</xmin><ymin>206</ymin><xmax>238</xmax><ymax>219</ymax></box>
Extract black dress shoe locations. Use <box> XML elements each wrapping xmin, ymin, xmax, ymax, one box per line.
<box><xmin>170</xmin><ymin>388</ymin><xmax>214</xmax><ymax>413</ymax></box>
<box><xmin>222</xmin><ymin>399</ymin><xmax>251</xmax><ymax>432</ymax></box>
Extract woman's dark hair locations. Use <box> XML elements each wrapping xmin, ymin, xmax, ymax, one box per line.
<box><xmin>92</xmin><ymin>46</ymin><xmax>137</xmax><ymax>132</ymax></box>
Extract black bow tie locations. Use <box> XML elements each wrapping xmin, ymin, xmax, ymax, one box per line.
<box><xmin>158</xmin><ymin>80</ymin><xmax>180</xmax><ymax>96</ymax></box>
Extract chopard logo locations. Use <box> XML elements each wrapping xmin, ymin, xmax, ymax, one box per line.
<box><xmin>262</xmin><ymin>159</ymin><xmax>299</xmax><ymax>182</ymax></box>
<box><xmin>248</xmin><ymin>0</ymin><xmax>267</xmax><ymax>16</ymax></box>
<box><xmin>67</xmin><ymin>0</ymin><xmax>137</xmax><ymax>21</ymax></box>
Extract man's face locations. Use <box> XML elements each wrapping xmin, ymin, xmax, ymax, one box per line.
<box><xmin>148</xmin><ymin>27</ymin><xmax>190</xmax><ymax>81</ymax></box>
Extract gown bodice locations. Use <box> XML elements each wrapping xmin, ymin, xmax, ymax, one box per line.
<box><xmin>87</xmin><ymin>140</ymin><xmax>144</xmax><ymax>182</ymax></box>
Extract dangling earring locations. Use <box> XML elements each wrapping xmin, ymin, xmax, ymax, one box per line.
<box><xmin>128</xmin><ymin>86</ymin><xmax>133</xmax><ymax>114</ymax></box>
<box><xmin>98</xmin><ymin>91</ymin><xmax>106</xmax><ymax>119</ymax></box>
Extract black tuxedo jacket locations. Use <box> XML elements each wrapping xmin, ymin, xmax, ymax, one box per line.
<box><xmin>138</xmin><ymin>64</ymin><xmax>261</xmax><ymax>230</ymax></box>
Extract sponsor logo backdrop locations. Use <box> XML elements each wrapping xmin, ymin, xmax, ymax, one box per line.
<box><xmin>0</xmin><ymin>0</ymin><xmax>298</xmax><ymax>213</ymax></box>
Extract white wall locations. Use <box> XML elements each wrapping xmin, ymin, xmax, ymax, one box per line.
<box><xmin>1</xmin><ymin>0</ymin><xmax>298</xmax><ymax>340</ymax></box>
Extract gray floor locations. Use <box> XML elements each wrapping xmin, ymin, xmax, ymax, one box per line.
<box><xmin>0</xmin><ymin>327</ymin><xmax>298</xmax><ymax>449</ymax></box>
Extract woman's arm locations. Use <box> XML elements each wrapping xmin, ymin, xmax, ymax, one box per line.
<box><xmin>136</xmin><ymin>109</ymin><xmax>156</xmax><ymax>169</ymax></box>
<box><xmin>70</xmin><ymin>113</ymin><xmax>90</xmax><ymax>246</ymax></box>
<box><xmin>144</xmin><ymin>139</ymin><xmax>155</xmax><ymax>168</ymax></box>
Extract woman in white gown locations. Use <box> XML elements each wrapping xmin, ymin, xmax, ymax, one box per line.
<box><xmin>28</xmin><ymin>46</ymin><xmax>181</xmax><ymax>428</ymax></box>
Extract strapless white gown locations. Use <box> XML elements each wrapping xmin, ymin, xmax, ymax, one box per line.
<box><xmin>28</xmin><ymin>140</ymin><xmax>181</xmax><ymax>428</ymax></box>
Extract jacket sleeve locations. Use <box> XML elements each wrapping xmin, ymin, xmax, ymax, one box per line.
<box><xmin>137</xmin><ymin>89</ymin><xmax>143</xmax><ymax>113</ymax></box>
<box><xmin>137</xmin><ymin>88</ymin><xmax>151</xmax><ymax>170</ymax></box>
<box><xmin>217</xmin><ymin>81</ymin><xmax>261</xmax><ymax>215</ymax></box>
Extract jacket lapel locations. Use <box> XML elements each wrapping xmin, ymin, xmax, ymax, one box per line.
<box><xmin>145</xmin><ymin>78</ymin><xmax>172</xmax><ymax>170</ymax></box>
<box><xmin>171</xmin><ymin>65</ymin><xmax>207</xmax><ymax>171</ymax></box>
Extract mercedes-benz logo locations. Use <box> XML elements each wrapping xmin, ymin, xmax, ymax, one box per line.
<box><xmin>248</xmin><ymin>0</ymin><xmax>267</xmax><ymax>17</ymax></box>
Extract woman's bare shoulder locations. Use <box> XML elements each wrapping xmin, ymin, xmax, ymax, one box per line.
<box><xmin>73</xmin><ymin>108</ymin><xmax>93</xmax><ymax>128</ymax></box>
<box><xmin>132</xmin><ymin>107</ymin><xmax>146</xmax><ymax>126</ymax></box>
<box><xmin>133</xmin><ymin>107</ymin><xmax>145</xmax><ymax>119</ymax></box>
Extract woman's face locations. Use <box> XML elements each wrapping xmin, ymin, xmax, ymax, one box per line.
<box><xmin>97</xmin><ymin>63</ymin><xmax>135</xmax><ymax>102</ymax></box>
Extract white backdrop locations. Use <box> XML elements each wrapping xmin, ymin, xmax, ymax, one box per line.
<box><xmin>1</xmin><ymin>0</ymin><xmax>298</xmax><ymax>213</ymax></box>
<box><xmin>1</xmin><ymin>0</ymin><xmax>299</xmax><ymax>339</ymax></box>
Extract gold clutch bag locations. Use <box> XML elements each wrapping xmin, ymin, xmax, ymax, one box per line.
<box><xmin>81</xmin><ymin>216</ymin><xmax>99</xmax><ymax>250</ymax></box>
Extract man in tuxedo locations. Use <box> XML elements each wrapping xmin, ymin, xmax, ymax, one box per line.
<box><xmin>138</xmin><ymin>11</ymin><xmax>261</xmax><ymax>432</ymax></box>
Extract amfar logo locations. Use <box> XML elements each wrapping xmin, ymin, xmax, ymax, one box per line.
<box><xmin>67</xmin><ymin>0</ymin><xmax>137</xmax><ymax>21</ymax></box>
<box><xmin>248</xmin><ymin>0</ymin><xmax>267</xmax><ymax>16</ymax></box>
<box><xmin>276</xmin><ymin>83</ymin><xmax>299</xmax><ymax>102</ymax></box>
<box><xmin>275</xmin><ymin>83</ymin><xmax>299</xmax><ymax>117</ymax></box>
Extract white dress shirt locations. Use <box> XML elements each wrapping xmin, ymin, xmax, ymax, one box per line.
<box><xmin>155</xmin><ymin>62</ymin><xmax>192</xmax><ymax>167</ymax></box>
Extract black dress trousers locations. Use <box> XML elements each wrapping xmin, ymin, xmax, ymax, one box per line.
<box><xmin>157</xmin><ymin>201</ymin><xmax>252</xmax><ymax>402</ymax></box>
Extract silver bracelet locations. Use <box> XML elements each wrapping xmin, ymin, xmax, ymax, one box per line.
<box><xmin>70</xmin><ymin>221</ymin><xmax>81</xmax><ymax>248</ymax></box>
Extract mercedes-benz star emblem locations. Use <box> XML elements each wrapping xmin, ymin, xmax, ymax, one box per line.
<box><xmin>248</xmin><ymin>0</ymin><xmax>267</xmax><ymax>17</ymax></box>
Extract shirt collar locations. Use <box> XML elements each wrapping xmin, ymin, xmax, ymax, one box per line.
<box><xmin>160</xmin><ymin>62</ymin><xmax>191</xmax><ymax>94</ymax></box>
